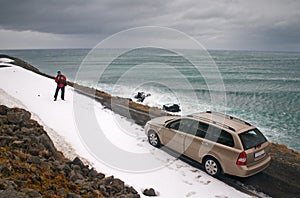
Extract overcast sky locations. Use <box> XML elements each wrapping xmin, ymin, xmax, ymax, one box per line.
<box><xmin>1</xmin><ymin>0</ymin><xmax>300</xmax><ymax>51</ymax></box>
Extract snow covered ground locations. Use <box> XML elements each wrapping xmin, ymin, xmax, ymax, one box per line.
<box><xmin>0</xmin><ymin>58</ymin><xmax>251</xmax><ymax>198</ymax></box>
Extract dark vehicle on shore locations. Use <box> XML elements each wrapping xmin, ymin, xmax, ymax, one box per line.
<box><xmin>145</xmin><ymin>111</ymin><xmax>271</xmax><ymax>177</ymax></box>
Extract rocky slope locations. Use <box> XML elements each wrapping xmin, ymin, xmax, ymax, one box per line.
<box><xmin>0</xmin><ymin>105</ymin><xmax>140</xmax><ymax>198</ymax></box>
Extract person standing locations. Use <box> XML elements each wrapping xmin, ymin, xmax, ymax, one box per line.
<box><xmin>54</xmin><ymin>71</ymin><xmax>67</xmax><ymax>101</ymax></box>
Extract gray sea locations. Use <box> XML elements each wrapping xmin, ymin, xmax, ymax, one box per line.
<box><xmin>1</xmin><ymin>48</ymin><xmax>299</xmax><ymax>151</ymax></box>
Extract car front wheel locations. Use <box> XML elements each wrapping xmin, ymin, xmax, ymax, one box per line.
<box><xmin>148</xmin><ymin>131</ymin><xmax>161</xmax><ymax>148</ymax></box>
<box><xmin>204</xmin><ymin>157</ymin><xmax>221</xmax><ymax>177</ymax></box>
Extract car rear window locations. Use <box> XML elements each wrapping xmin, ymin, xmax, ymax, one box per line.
<box><xmin>239</xmin><ymin>128</ymin><xmax>267</xmax><ymax>150</ymax></box>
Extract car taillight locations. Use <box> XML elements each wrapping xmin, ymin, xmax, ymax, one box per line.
<box><xmin>255</xmin><ymin>144</ymin><xmax>261</xmax><ymax>149</ymax></box>
<box><xmin>236</xmin><ymin>151</ymin><xmax>247</xmax><ymax>165</ymax></box>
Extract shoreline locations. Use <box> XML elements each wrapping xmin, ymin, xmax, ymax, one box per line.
<box><xmin>1</xmin><ymin>54</ymin><xmax>300</xmax><ymax>197</ymax></box>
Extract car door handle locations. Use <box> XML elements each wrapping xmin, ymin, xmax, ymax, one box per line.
<box><xmin>201</xmin><ymin>142</ymin><xmax>209</xmax><ymax>146</ymax></box>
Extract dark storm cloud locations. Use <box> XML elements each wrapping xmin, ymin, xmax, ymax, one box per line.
<box><xmin>1</xmin><ymin>0</ymin><xmax>300</xmax><ymax>51</ymax></box>
<box><xmin>0</xmin><ymin>0</ymin><xmax>169</xmax><ymax>35</ymax></box>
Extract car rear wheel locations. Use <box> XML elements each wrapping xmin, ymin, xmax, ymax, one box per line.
<box><xmin>148</xmin><ymin>131</ymin><xmax>161</xmax><ymax>148</ymax></box>
<box><xmin>204</xmin><ymin>157</ymin><xmax>221</xmax><ymax>177</ymax></box>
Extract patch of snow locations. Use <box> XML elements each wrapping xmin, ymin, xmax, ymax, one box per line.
<box><xmin>0</xmin><ymin>57</ymin><xmax>15</xmax><ymax>63</ymax></box>
<box><xmin>0</xmin><ymin>57</ymin><xmax>16</xmax><ymax>67</ymax></box>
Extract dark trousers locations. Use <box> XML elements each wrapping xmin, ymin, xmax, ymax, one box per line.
<box><xmin>54</xmin><ymin>86</ymin><xmax>65</xmax><ymax>100</ymax></box>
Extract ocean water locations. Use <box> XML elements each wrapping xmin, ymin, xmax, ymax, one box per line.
<box><xmin>1</xmin><ymin>48</ymin><xmax>299</xmax><ymax>151</ymax></box>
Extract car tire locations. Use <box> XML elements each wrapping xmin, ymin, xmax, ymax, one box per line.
<box><xmin>148</xmin><ymin>131</ymin><xmax>161</xmax><ymax>148</ymax></box>
<box><xmin>204</xmin><ymin>157</ymin><xmax>221</xmax><ymax>177</ymax></box>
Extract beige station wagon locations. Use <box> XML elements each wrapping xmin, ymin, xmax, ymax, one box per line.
<box><xmin>144</xmin><ymin>111</ymin><xmax>271</xmax><ymax>177</ymax></box>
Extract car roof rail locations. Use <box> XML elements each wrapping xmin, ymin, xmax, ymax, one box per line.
<box><xmin>206</xmin><ymin>111</ymin><xmax>251</xmax><ymax>126</ymax></box>
<box><xmin>192</xmin><ymin>114</ymin><xmax>236</xmax><ymax>132</ymax></box>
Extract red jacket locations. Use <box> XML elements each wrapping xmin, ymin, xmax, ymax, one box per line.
<box><xmin>55</xmin><ymin>74</ymin><xmax>67</xmax><ymax>88</ymax></box>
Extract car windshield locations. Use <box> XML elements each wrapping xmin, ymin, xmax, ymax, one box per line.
<box><xmin>239</xmin><ymin>128</ymin><xmax>267</xmax><ymax>150</ymax></box>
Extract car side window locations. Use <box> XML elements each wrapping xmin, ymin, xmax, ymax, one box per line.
<box><xmin>217</xmin><ymin>130</ymin><xmax>234</xmax><ymax>147</ymax></box>
<box><xmin>167</xmin><ymin>118</ymin><xmax>194</xmax><ymax>134</ymax></box>
<box><xmin>205</xmin><ymin>126</ymin><xmax>234</xmax><ymax>147</ymax></box>
<box><xmin>185</xmin><ymin>120</ymin><xmax>199</xmax><ymax>136</ymax></box>
<box><xmin>196</xmin><ymin>122</ymin><xmax>209</xmax><ymax>138</ymax></box>
<box><xmin>205</xmin><ymin>126</ymin><xmax>220</xmax><ymax>141</ymax></box>
<box><xmin>168</xmin><ymin>120</ymin><xmax>180</xmax><ymax>130</ymax></box>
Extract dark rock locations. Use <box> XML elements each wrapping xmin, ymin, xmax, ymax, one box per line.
<box><xmin>102</xmin><ymin>176</ymin><xmax>114</xmax><ymax>185</ymax></box>
<box><xmin>12</xmin><ymin>139</ymin><xmax>29</xmax><ymax>150</ymax></box>
<box><xmin>19</xmin><ymin>127</ymin><xmax>35</xmax><ymax>136</ymax></box>
<box><xmin>57</xmin><ymin>188</ymin><xmax>68</xmax><ymax>197</ymax></box>
<box><xmin>12</xmin><ymin>140</ymin><xmax>24</xmax><ymax>146</ymax></box>
<box><xmin>67</xmin><ymin>192</ymin><xmax>81</xmax><ymax>198</ymax></box>
<box><xmin>38</xmin><ymin>134</ymin><xmax>61</xmax><ymax>160</ymax></box>
<box><xmin>163</xmin><ymin>103</ymin><xmax>181</xmax><ymax>112</ymax></box>
<box><xmin>0</xmin><ymin>179</ymin><xmax>17</xmax><ymax>190</ymax></box>
<box><xmin>39</xmin><ymin>149</ymin><xmax>52</xmax><ymax>159</ymax></box>
<box><xmin>0</xmin><ymin>105</ymin><xmax>8</xmax><ymax>115</ymax></box>
<box><xmin>143</xmin><ymin>188</ymin><xmax>157</xmax><ymax>196</ymax></box>
<box><xmin>110</xmin><ymin>178</ymin><xmax>124</xmax><ymax>193</ymax></box>
<box><xmin>69</xmin><ymin>170</ymin><xmax>84</xmax><ymax>182</ymax></box>
<box><xmin>0</xmin><ymin>188</ymin><xmax>28</xmax><ymax>198</ymax></box>
<box><xmin>120</xmin><ymin>194</ymin><xmax>141</xmax><ymax>198</ymax></box>
<box><xmin>7</xmin><ymin>108</ymin><xmax>31</xmax><ymax>124</ymax></box>
<box><xmin>0</xmin><ymin>125</ymin><xmax>14</xmax><ymax>136</ymax></box>
<box><xmin>24</xmin><ymin>119</ymin><xmax>38</xmax><ymax>126</ymax></box>
<box><xmin>28</xmin><ymin>148</ymin><xmax>40</xmax><ymax>156</ymax></box>
<box><xmin>127</xmin><ymin>186</ymin><xmax>139</xmax><ymax>195</ymax></box>
<box><xmin>59</xmin><ymin>164</ymin><xmax>72</xmax><ymax>177</ymax></box>
<box><xmin>0</xmin><ymin>136</ymin><xmax>17</xmax><ymax>147</ymax></box>
<box><xmin>0</xmin><ymin>163</ymin><xmax>12</xmax><ymax>176</ymax></box>
<box><xmin>21</xmin><ymin>188</ymin><xmax>42</xmax><ymax>197</ymax></box>
<box><xmin>27</xmin><ymin>155</ymin><xmax>41</xmax><ymax>165</ymax></box>
<box><xmin>77</xmin><ymin>180</ymin><xmax>91</xmax><ymax>192</ymax></box>
<box><xmin>71</xmin><ymin>164</ymin><xmax>82</xmax><ymax>172</ymax></box>
<box><xmin>96</xmin><ymin>172</ymin><xmax>105</xmax><ymax>180</ymax></box>
<box><xmin>88</xmin><ymin>168</ymin><xmax>98</xmax><ymax>179</ymax></box>
<box><xmin>91</xmin><ymin>189</ymin><xmax>102</xmax><ymax>197</ymax></box>
<box><xmin>134</xmin><ymin>92</ymin><xmax>151</xmax><ymax>102</ymax></box>
<box><xmin>11</xmin><ymin>179</ymin><xmax>27</xmax><ymax>189</ymax></box>
<box><xmin>72</xmin><ymin>157</ymin><xmax>85</xmax><ymax>169</ymax></box>
<box><xmin>0</xmin><ymin>115</ymin><xmax>8</xmax><ymax>126</ymax></box>
<box><xmin>81</xmin><ymin>167</ymin><xmax>89</xmax><ymax>177</ymax></box>
<box><xmin>99</xmin><ymin>185</ymin><xmax>109</xmax><ymax>197</ymax></box>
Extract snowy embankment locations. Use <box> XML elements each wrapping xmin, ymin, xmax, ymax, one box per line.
<box><xmin>0</xmin><ymin>58</ymin><xmax>251</xmax><ymax>198</ymax></box>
